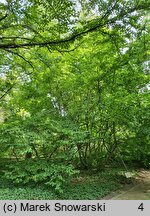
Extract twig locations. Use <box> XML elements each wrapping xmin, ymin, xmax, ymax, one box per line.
<box><xmin>0</xmin><ymin>83</ymin><xmax>16</xmax><ymax>100</ymax></box>
<box><xmin>5</xmin><ymin>49</ymin><xmax>34</xmax><ymax>69</ymax></box>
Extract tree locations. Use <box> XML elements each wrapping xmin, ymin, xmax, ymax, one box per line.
<box><xmin>0</xmin><ymin>0</ymin><xmax>149</xmax><ymax>191</ymax></box>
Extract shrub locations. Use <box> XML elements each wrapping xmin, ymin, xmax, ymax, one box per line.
<box><xmin>4</xmin><ymin>160</ymin><xmax>77</xmax><ymax>193</ymax></box>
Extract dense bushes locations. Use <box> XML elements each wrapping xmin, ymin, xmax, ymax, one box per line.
<box><xmin>4</xmin><ymin>160</ymin><xmax>77</xmax><ymax>193</ymax></box>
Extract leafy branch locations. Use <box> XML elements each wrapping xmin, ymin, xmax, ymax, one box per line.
<box><xmin>0</xmin><ymin>83</ymin><xmax>16</xmax><ymax>100</ymax></box>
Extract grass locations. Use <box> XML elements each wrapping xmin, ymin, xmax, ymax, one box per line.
<box><xmin>0</xmin><ymin>168</ymin><xmax>127</xmax><ymax>200</ymax></box>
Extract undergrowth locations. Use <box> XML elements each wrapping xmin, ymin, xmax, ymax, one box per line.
<box><xmin>0</xmin><ymin>168</ymin><xmax>128</xmax><ymax>200</ymax></box>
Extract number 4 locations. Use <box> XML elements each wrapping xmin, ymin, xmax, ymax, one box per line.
<box><xmin>138</xmin><ymin>203</ymin><xmax>144</xmax><ymax>211</ymax></box>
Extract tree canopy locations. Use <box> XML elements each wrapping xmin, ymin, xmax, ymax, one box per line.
<box><xmin>0</xmin><ymin>0</ymin><xmax>150</xmax><ymax>192</ymax></box>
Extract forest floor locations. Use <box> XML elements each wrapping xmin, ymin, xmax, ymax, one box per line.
<box><xmin>103</xmin><ymin>170</ymin><xmax>150</xmax><ymax>200</ymax></box>
<box><xmin>0</xmin><ymin>159</ymin><xmax>150</xmax><ymax>200</ymax></box>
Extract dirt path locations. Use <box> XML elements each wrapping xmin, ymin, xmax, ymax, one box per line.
<box><xmin>105</xmin><ymin>170</ymin><xmax>150</xmax><ymax>200</ymax></box>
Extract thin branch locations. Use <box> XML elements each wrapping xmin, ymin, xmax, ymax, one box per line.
<box><xmin>5</xmin><ymin>49</ymin><xmax>34</xmax><ymax>69</ymax></box>
<box><xmin>0</xmin><ymin>13</ymin><xmax>8</xmax><ymax>22</ymax></box>
<box><xmin>0</xmin><ymin>36</ymin><xmax>31</xmax><ymax>41</ymax></box>
<box><xmin>100</xmin><ymin>0</ymin><xmax>120</xmax><ymax>22</ymax></box>
<box><xmin>48</xmin><ymin>146</ymin><xmax>59</xmax><ymax>160</ymax></box>
<box><xmin>0</xmin><ymin>83</ymin><xmax>16</xmax><ymax>100</ymax></box>
<box><xmin>56</xmin><ymin>40</ymin><xmax>85</xmax><ymax>53</ymax></box>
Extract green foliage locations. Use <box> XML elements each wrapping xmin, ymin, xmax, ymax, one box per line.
<box><xmin>4</xmin><ymin>160</ymin><xmax>77</xmax><ymax>193</ymax></box>
<box><xmin>0</xmin><ymin>0</ymin><xmax>149</xmax><ymax>194</ymax></box>
<box><xmin>0</xmin><ymin>168</ymin><xmax>122</xmax><ymax>200</ymax></box>
<box><xmin>60</xmin><ymin>170</ymin><xmax>122</xmax><ymax>199</ymax></box>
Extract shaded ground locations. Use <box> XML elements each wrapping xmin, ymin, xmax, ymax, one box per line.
<box><xmin>0</xmin><ymin>168</ymin><xmax>122</xmax><ymax>200</ymax></box>
<box><xmin>104</xmin><ymin>170</ymin><xmax>150</xmax><ymax>200</ymax></box>
<box><xmin>0</xmin><ymin>159</ymin><xmax>149</xmax><ymax>200</ymax></box>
